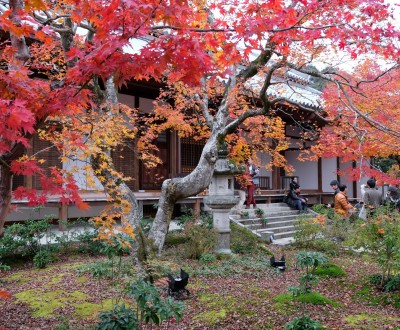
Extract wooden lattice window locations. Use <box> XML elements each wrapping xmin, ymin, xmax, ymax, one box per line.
<box><xmin>111</xmin><ymin>141</ymin><xmax>136</xmax><ymax>190</ymax></box>
<box><xmin>32</xmin><ymin>135</ymin><xmax>61</xmax><ymax>189</ymax></box>
<box><xmin>181</xmin><ymin>137</ymin><xmax>205</xmax><ymax>172</ymax></box>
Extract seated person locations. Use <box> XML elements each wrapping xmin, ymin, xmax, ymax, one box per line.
<box><xmin>286</xmin><ymin>187</ymin><xmax>308</xmax><ymax>212</ymax></box>
<box><xmin>334</xmin><ymin>184</ymin><xmax>353</xmax><ymax>218</ymax></box>
<box><xmin>289</xmin><ymin>177</ymin><xmax>300</xmax><ymax>191</ymax></box>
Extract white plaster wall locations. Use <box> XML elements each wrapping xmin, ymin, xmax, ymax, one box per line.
<box><xmin>63</xmin><ymin>156</ymin><xmax>103</xmax><ymax>191</ymax></box>
<box><xmin>285</xmin><ymin>150</ymin><xmax>318</xmax><ymax>190</ymax></box>
<box><xmin>339</xmin><ymin>160</ymin><xmax>355</xmax><ymax>198</ymax></box>
<box><xmin>255</xmin><ymin>151</ymin><xmax>272</xmax><ymax>178</ymax></box>
<box><xmin>321</xmin><ymin>158</ymin><xmax>338</xmax><ymax>192</ymax></box>
<box><xmin>321</xmin><ymin>158</ymin><xmax>372</xmax><ymax>199</ymax></box>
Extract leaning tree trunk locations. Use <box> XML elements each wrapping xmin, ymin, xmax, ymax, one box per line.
<box><xmin>148</xmin><ymin>133</ymin><xmax>219</xmax><ymax>252</ymax></box>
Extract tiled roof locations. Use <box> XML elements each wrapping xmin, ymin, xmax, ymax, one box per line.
<box><xmin>247</xmin><ymin>71</ymin><xmax>323</xmax><ymax>109</ymax></box>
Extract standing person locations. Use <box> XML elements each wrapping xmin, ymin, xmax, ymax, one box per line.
<box><xmin>287</xmin><ymin>187</ymin><xmax>308</xmax><ymax>212</ymax></box>
<box><xmin>363</xmin><ymin>179</ymin><xmax>383</xmax><ymax>218</ymax></box>
<box><xmin>327</xmin><ymin>180</ymin><xmax>340</xmax><ymax>208</ymax></box>
<box><xmin>245</xmin><ymin>158</ymin><xmax>259</xmax><ymax>209</ymax></box>
<box><xmin>334</xmin><ymin>184</ymin><xmax>354</xmax><ymax>218</ymax></box>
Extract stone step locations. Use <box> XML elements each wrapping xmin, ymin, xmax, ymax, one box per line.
<box><xmin>253</xmin><ymin>207</ymin><xmax>293</xmax><ymax>213</ymax></box>
<box><xmin>237</xmin><ymin>214</ymin><xmax>311</xmax><ymax>226</ymax></box>
<box><xmin>241</xmin><ymin>218</ymin><xmax>297</xmax><ymax>229</ymax></box>
<box><xmin>229</xmin><ymin>203</ymin><xmax>316</xmax><ymax>245</ymax></box>
<box><xmin>265</xmin><ymin>219</ymin><xmax>298</xmax><ymax>229</ymax></box>
<box><xmin>249</xmin><ymin>210</ymin><xmax>299</xmax><ymax>217</ymax></box>
<box><xmin>257</xmin><ymin>202</ymin><xmax>289</xmax><ymax>208</ymax></box>
<box><xmin>261</xmin><ymin>225</ymin><xmax>296</xmax><ymax>234</ymax></box>
<box><xmin>272</xmin><ymin>230</ymin><xmax>297</xmax><ymax>240</ymax></box>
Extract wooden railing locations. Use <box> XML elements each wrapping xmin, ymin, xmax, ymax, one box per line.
<box><xmin>258</xmin><ymin>176</ymin><xmax>270</xmax><ymax>190</ymax></box>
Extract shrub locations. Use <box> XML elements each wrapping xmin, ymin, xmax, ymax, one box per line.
<box><xmin>75</xmin><ymin>228</ymin><xmax>104</xmax><ymax>256</ymax></box>
<box><xmin>0</xmin><ymin>219</ymin><xmax>52</xmax><ymax>258</ymax></box>
<box><xmin>354</xmin><ymin>210</ymin><xmax>400</xmax><ymax>285</ymax></box>
<box><xmin>254</xmin><ymin>207</ymin><xmax>264</xmax><ymax>218</ymax></box>
<box><xmin>126</xmin><ymin>280</ymin><xmax>185</xmax><ymax>327</ymax></box>
<box><xmin>97</xmin><ymin>304</ymin><xmax>138</xmax><ymax>330</ymax></box>
<box><xmin>181</xmin><ymin>222</ymin><xmax>216</xmax><ymax>259</ymax></box>
<box><xmin>312</xmin><ymin>204</ymin><xmax>335</xmax><ymax>219</ymax></box>
<box><xmin>230</xmin><ymin>223</ymin><xmax>262</xmax><ymax>254</ymax></box>
<box><xmin>294</xmin><ymin>212</ymin><xmax>355</xmax><ymax>253</ymax></box>
<box><xmin>199</xmin><ymin>253</ymin><xmax>217</xmax><ymax>264</ymax></box>
<box><xmin>384</xmin><ymin>275</ymin><xmax>400</xmax><ymax>292</ymax></box>
<box><xmin>164</xmin><ymin>232</ymin><xmax>189</xmax><ymax>246</ymax></box>
<box><xmin>241</xmin><ymin>211</ymin><xmax>250</xmax><ymax>218</ymax></box>
<box><xmin>176</xmin><ymin>206</ymin><xmax>196</xmax><ymax>229</ymax></box>
<box><xmin>368</xmin><ymin>273</ymin><xmax>400</xmax><ymax>292</ymax></box>
<box><xmin>294</xmin><ymin>216</ymin><xmax>322</xmax><ymax>246</ymax></box>
<box><xmin>33</xmin><ymin>249</ymin><xmax>55</xmax><ymax>269</ymax></box>
<box><xmin>284</xmin><ymin>315</ymin><xmax>325</xmax><ymax>330</ymax></box>
<box><xmin>288</xmin><ymin>251</ymin><xmax>328</xmax><ymax>295</ymax></box>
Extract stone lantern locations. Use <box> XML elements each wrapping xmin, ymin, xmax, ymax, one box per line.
<box><xmin>203</xmin><ymin>144</ymin><xmax>244</xmax><ymax>254</ymax></box>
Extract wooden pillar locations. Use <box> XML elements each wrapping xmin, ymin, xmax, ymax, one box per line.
<box><xmin>26</xmin><ymin>145</ymin><xmax>33</xmax><ymax>189</ymax></box>
<box><xmin>170</xmin><ymin>131</ymin><xmax>178</xmax><ymax>177</ymax></box>
<box><xmin>134</xmin><ymin>95</ymin><xmax>140</xmax><ymax>191</ymax></box>
<box><xmin>352</xmin><ymin>161</ymin><xmax>357</xmax><ymax>199</ymax></box>
<box><xmin>193</xmin><ymin>198</ymin><xmax>201</xmax><ymax>218</ymax></box>
<box><xmin>336</xmin><ymin>157</ymin><xmax>341</xmax><ymax>183</ymax></box>
<box><xmin>59</xmin><ymin>203</ymin><xmax>68</xmax><ymax>231</ymax></box>
<box><xmin>133</xmin><ymin>139</ymin><xmax>140</xmax><ymax>191</ymax></box>
<box><xmin>318</xmin><ymin>158</ymin><xmax>322</xmax><ymax>192</ymax></box>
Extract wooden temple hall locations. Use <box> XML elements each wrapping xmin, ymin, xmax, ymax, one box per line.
<box><xmin>7</xmin><ymin>73</ymin><xmax>350</xmax><ymax>227</ymax></box>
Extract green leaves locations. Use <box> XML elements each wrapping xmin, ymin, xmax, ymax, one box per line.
<box><xmin>290</xmin><ymin>251</ymin><xmax>328</xmax><ymax>295</ymax></box>
<box><xmin>126</xmin><ymin>279</ymin><xmax>185</xmax><ymax>326</ymax></box>
<box><xmin>294</xmin><ymin>251</ymin><xmax>328</xmax><ymax>270</ymax></box>
<box><xmin>97</xmin><ymin>304</ymin><xmax>138</xmax><ymax>330</ymax></box>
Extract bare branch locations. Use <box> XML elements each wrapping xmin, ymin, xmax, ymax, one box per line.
<box><xmin>193</xmin><ymin>77</ymin><xmax>213</xmax><ymax>127</ymax></box>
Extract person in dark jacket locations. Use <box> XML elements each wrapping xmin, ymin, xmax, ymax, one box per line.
<box><xmin>289</xmin><ymin>177</ymin><xmax>300</xmax><ymax>191</ymax></box>
<box><xmin>287</xmin><ymin>187</ymin><xmax>308</xmax><ymax>212</ymax></box>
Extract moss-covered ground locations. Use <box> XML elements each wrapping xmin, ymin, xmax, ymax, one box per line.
<box><xmin>1</xmin><ymin>225</ymin><xmax>400</xmax><ymax>329</ymax></box>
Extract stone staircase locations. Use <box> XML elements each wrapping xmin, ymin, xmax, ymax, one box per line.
<box><xmin>230</xmin><ymin>203</ymin><xmax>315</xmax><ymax>244</ymax></box>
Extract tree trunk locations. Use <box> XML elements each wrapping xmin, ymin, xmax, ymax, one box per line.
<box><xmin>0</xmin><ymin>165</ymin><xmax>13</xmax><ymax>236</ymax></box>
<box><xmin>89</xmin><ymin>76</ymin><xmax>150</xmax><ymax>278</ymax></box>
<box><xmin>148</xmin><ymin>133</ymin><xmax>219</xmax><ymax>252</ymax></box>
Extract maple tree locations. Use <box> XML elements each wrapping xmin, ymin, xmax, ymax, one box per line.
<box><xmin>307</xmin><ymin>60</ymin><xmax>400</xmax><ymax>185</ymax></box>
<box><xmin>0</xmin><ymin>0</ymin><xmax>399</xmax><ymax>256</ymax></box>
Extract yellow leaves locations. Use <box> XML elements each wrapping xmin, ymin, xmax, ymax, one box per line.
<box><xmin>313</xmin><ymin>214</ymin><xmax>327</xmax><ymax>225</ymax></box>
<box><xmin>25</xmin><ymin>0</ymin><xmax>47</xmax><ymax>10</ymax></box>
